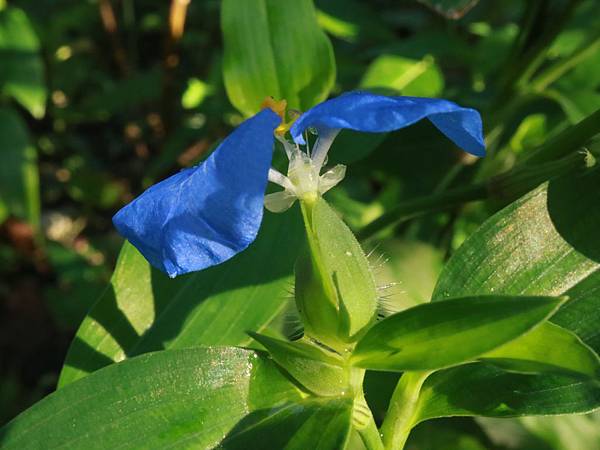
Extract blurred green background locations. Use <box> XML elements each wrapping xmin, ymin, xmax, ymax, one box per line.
<box><xmin>1</xmin><ymin>0</ymin><xmax>599</xmax><ymax>448</ymax></box>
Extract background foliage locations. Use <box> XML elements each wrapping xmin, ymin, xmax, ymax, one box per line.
<box><xmin>1</xmin><ymin>0</ymin><xmax>599</xmax><ymax>448</ymax></box>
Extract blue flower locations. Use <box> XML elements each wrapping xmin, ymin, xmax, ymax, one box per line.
<box><xmin>113</xmin><ymin>91</ymin><xmax>485</xmax><ymax>277</ymax></box>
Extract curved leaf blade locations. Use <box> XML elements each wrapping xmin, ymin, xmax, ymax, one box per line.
<box><xmin>351</xmin><ymin>295</ymin><xmax>565</xmax><ymax>372</ymax></box>
<box><xmin>249</xmin><ymin>332</ymin><xmax>349</xmax><ymax>397</ymax></box>
<box><xmin>481</xmin><ymin>322</ymin><xmax>600</xmax><ymax>379</ymax></box>
<box><xmin>0</xmin><ymin>7</ymin><xmax>46</xmax><ymax>118</ymax></box>
<box><xmin>416</xmin><ymin>363</ymin><xmax>600</xmax><ymax>422</ymax></box>
<box><xmin>419</xmin><ymin>169</ymin><xmax>600</xmax><ymax>419</ymax></box>
<box><xmin>433</xmin><ymin>170</ymin><xmax>600</xmax><ymax>352</ymax></box>
<box><xmin>222</xmin><ymin>0</ymin><xmax>335</xmax><ymax>116</ymax></box>
<box><xmin>1</xmin><ymin>347</ymin><xmax>353</xmax><ymax>449</ymax></box>
<box><xmin>59</xmin><ymin>209</ymin><xmax>304</xmax><ymax>387</ymax></box>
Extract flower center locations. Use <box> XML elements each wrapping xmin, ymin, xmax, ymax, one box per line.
<box><xmin>265</xmin><ymin>137</ymin><xmax>346</xmax><ymax>213</ymax></box>
<box><xmin>262</xmin><ymin>98</ymin><xmax>345</xmax><ymax>213</ymax></box>
<box><xmin>287</xmin><ymin>151</ymin><xmax>320</xmax><ymax>203</ymax></box>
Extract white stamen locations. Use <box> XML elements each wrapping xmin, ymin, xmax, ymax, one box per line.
<box><xmin>318</xmin><ymin>164</ymin><xmax>346</xmax><ymax>194</ymax></box>
<box><xmin>311</xmin><ymin>128</ymin><xmax>340</xmax><ymax>170</ymax></box>
<box><xmin>265</xmin><ymin>130</ymin><xmax>346</xmax><ymax>212</ymax></box>
<box><xmin>275</xmin><ymin>134</ymin><xmax>295</xmax><ymax>159</ymax></box>
<box><xmin>304</xmin><ymin>130</ymin><xmax>311</xmax><ymax>157</ymax></box>
<box><xmin>268</xmin><ymin>168</ymin><xmax>295</xmax><ymax>191</ymax></box>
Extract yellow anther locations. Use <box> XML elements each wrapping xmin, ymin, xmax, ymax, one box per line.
<box><xmin>261</xmin><ymin>96</ymin><xmax>287</xmax><ymax>119</ymax></box>
<box><xmin>260</xmin><ymin>96</ymin><xmax>297</xmax><ymax>136</ymax></box>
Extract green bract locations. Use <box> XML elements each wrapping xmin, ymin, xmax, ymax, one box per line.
<box><xmin>296</xmin><ymin>197</ymin><xmax>378</xmax><ymax>351</ymax></box>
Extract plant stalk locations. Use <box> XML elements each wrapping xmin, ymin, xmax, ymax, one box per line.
<box><xmin>354</xmin><ymin>391</ymin><xmax>385</xmax><ymax>450</ymax></box>
<box><xmin>357</xmin><ymin>183</ymin><xmax>487</xmax><ymax>241</ymax></box>
<box><xmin>380</xmin><ymin>371</ymin><xmax>431</xmax><ymax>450</ymax></box>
<box><xmin>531</xmin><ymin>32</ymin><xmax>600</xmax><ymax>92</ymax></box>
<box><xmin>522</xmin><ymin>108</ymin><xmax>600</xmax><ymax>164</ymax></box>
<box><xmin>494</xmin><ymin>0</ymin><xmax>582</xmax><ymax>103</ymax></box>
<box><xmin>357</xmin><ymin>148</ymin><xmax>593</xmax><ymax>241</ymax></box>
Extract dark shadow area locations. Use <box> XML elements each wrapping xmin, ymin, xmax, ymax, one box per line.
<box><xmin>220</xmin><ymin>398</ymin><xmax>351</xmax><ymax>449</ymax></box>
<box><xmin>423</xmin><ymin>362</ymin><xmax>600</xmax><ymax>419</ymax></box>
<box><xmin>59</xmin><ymin>337</ymin><xmax>116</xmax><ymax>376</ymax></box>
<box><xmin>62</xmin><ymin>205</ymin><xmax>306</xmax><ymax>379</ymax></box>
<box><xmin>547</xmin><ymin>166</ymin><xmax>600</xmax><ymax>263</ymax></box>
<box><xmin>363</xmin><ymin>370</ymin><xmax>401</xmax><ymax>422</ymax></box>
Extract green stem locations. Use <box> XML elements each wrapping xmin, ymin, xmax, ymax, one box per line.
<box><xmin>357</xmin><ymin>149</ymin><xmax>592</xmax><ymax>241</ymax></box>
<box><xmin>357</xmin><ymin>183</ymin><xmax>487</xmax><ymax>241</ymax></box>
<box><xmin>356</xmin><ymin>398</ymin><xmax>385</xmax><ymax>450</ymax></box>
<box><xmin>531</xmin><ymin>32</ymin><xmax>600</xmax><ymax>91</ymax></box>
<box><xmin>479</xmin><ymin>92</ymin><xmax>537</xmax><ymax>171</ymax></box>
<box><xmin>351</xmin><ymin>374</ymin><xmax>384</xmax><ymax>450</ymax></box>
<box><xmin>493</xmin><ymin>0</ymin><xmax>544</xmax><ymax>100</ymax></box>
<box><xmin>380</xmin><ymin>371</ymin><xmax>431</xmax><ymax>450</ymax></box>
<box><xmin>495</xmin><ymin>0</ymin><xmax>582</xmax><ymax>102</ymax></box>
<box><xmin>523</xmin><ymin>108</ymin><xmax>600</xmax><ymax>164</ymax></box>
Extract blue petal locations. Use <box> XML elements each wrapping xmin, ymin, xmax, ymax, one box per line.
<box><xmin>290</xmin><ymin>91</ymin><xmax>485</xmax><ymax>157</ymax></box>
<box><xmin>113</xmin><ymin>109</ymin><xmax>281</xmax><ymax>277</ymax></box>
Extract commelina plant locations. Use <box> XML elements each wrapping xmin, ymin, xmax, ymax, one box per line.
<box><xmin>112</xmin><ymin>90</ymin><xmax>489</xmax><ymax>448</ymax></box>
<box><xmin>2</xmin><ymin>91</ymin><xmax>600</xmax><ymax>450</ymax></box>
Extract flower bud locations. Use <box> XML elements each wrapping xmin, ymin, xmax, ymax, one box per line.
<box><xmin>295</xmin><ymin>198</ymin><xmax>378</xmax><ymax>351</ymax></box>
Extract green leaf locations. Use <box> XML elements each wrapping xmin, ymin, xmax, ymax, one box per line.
<box><xmin>58</xmin><ymin>208</ymin><xmax>304</xmax><ymax>387</ymax></box>
<box><xmin>311</xmin><ymin>198</ymin><xmax>378</xmax><ymax>339</ymax></box>
<box><xmin>0</xmin><ymin>107</ymin><xmax>39</xmax><ymax>227</ymax></box>
<box><xmin>351</xmin><ymin>295</ymin><xmax>565</xmax><ymax>372</ymax></box>
<box><xmin>249</xmin><ymin>332</ymin><xmax>349</xmax><ymax>397</ymax></box>
<box><xmin>359</xmin><ymin>55</ymin><xmax>444</xmax><ymax>97</ymax></box>
<box><xmin>433</xmin><ymin>170</ymin><xmax>600</xmax><ymax>354</ymax></box>
<box><xmin>222</xmin><ymin>0</ymin><xmax>335</xmax><ymax>116</ymax></box>
<box><xmin>417</xmin><ymin>170</ymin><xmax>600</xmax><ymax>419</ymax></box>
<box><xmin>481</xmin><ymin>322</ymin><xmax>600</xmax><ymax>379</ymax></box>
<box><xmin>181</xmin><ymin>77</ymin><xmax>213</xmax><ymax>109</ymax></box>
<box><xmin>416</xmin><ymin>364</ymin><xmax>600</xmax><ymax>421</ymax></box>
<box><xmin>0</xmin><ymin>7</ymin><xmax>46</xmax><ymax>118</ymax></box>
<box><xmin>1</xmin><ymin>347</ymin><xmax>353</xmax><ymax>449</ymax></box>
<box><xmin>222</xmin><ymin>397</ymin><xmax>353</xmax><ymax>449</ymax></box>
<box><xmin>509</xmin><ymin>114</ymin><xmax>548</xmax><ymax>155</ymax></box>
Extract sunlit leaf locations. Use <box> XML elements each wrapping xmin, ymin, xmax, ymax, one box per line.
<box><xmin>351</xmin><ymin>295</ymin><xmax>564</xmax><ymax>372</ymax></box>
<box><xmin>415</xmin><ymin>169</ymin><xmax>600</xmax><ymax>419</ymax></box>
<box><xmin>249</xmin><ymin>332</ymin><xmax>349</xmax><ymax>397</ymax></box>
<box><xmin>481</xmin><ymin>322</ymin><xmax>600</xmax><ymax>379</ymax></box>
<box><xmin>360</xmin><ymin>55</ymin><xmax>444</xmax><ymax>97</ymax></box>
<box><xmin>433</xmin><ymin>169</ymin><xmax>600</xmax><ymax>353</ymax></box>
<box><xmin>222</xmin><ymin>0</ymin><xmax>335</xmax><ymax>116</ymax></box>
<box><xmin>0</xmin><ymin>7</ymin><xmax>46</xmax><ymax>118</ymax></box>
<box><xmin>181</xmin><ymin>78</ymin><xmax>213</xmax><ymax>109</ymax></box>
<box><xmin>378</xmin><ymin>239</ymin><xmax>444</xmax><ymax>309</ymax></box>
<box><xmin>1</xmin><ymin>347</ymin><xmax>353</xmax><ymax>449</ymax></box>
<box><xmin>417</xmin><ymin>363</ymin><xmax>600</xmax><ymax>420</ymax></box>
<box><xmin>59</xmin><ymin>208</ymin><xmax>304</xmax><ymax>387</ymax></box>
